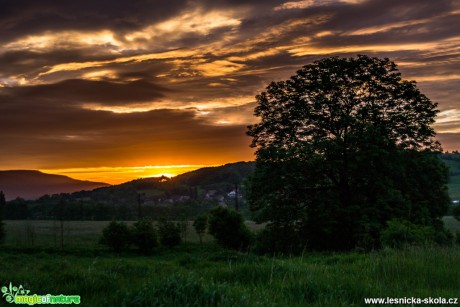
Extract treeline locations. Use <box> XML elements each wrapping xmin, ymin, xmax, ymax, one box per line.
<box><xmin>2</xmin><ymin>197</ymin><xmax>227</xmax><ymax>221</ymax></box>
<box><xmin>440</xmin><ymin>152</ymin><xmax>460</xmax><ymax>177</ymax></box>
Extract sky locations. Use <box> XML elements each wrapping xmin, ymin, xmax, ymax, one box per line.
<box><xmin>1</xmin><ymin>0</ymin><xmax>459</xmax><ymax>184</ymax></box>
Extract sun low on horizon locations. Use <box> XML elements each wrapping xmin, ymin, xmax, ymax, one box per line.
<box><xmin>38</xmin><ymin>165</ymin><xmax>218</xmax><ymax>185</ymax></box>
<box><xmin>1</xmin><ymin>0</ymin><xmax>459</xmax><ymax>183</ymax></box>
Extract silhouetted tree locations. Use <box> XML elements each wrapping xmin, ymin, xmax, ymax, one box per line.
<box><xmin>158</xmin><ymin>219</ymin><xmax>181</xmax><ymax>248</ymax></box>
<box><xmin>131</xmin><ymin>220</ymin><xmax>158</xmax><ymax>254</ymax></box>
<box><xmin>208</xmin><ymin>206</ymin><xmax>252</xmax><ymax>250</ymax></box>
<box><xmin>193</xmin><ymin>215</ymin><xmax>208</xmax><ymax>244</ymax></box>
<box><xmin>101</xmin><ymin>221</ymin><xmax>131</xmax><ymax>252</ymax></box>
<box><xmin>247</xmin><ymin>55</ymin><xmax>450</xmax><ymax>251</ymax></box>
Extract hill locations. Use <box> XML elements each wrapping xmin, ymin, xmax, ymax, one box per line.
<box><xmin>0</xmin><ymin>170</ymin><xmax>109</xmax><ymax>201</ymax></box>
<box><xmin>174</xmin><ymin>161</ymin><xmax>255</xmax><ymax>186</ymax></box>
<box><xmin>70</xmin><ymin>161</ymin><xmax>256</xmax><ymax>205</ymax></box>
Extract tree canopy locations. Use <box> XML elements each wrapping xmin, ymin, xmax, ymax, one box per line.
<box><xmin>247</xmin><ymin>55</ymin><xmax>450</xmax><ymax>252</ymax></box>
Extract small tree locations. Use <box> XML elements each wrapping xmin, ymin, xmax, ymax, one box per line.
<box><xmin>131</xmin><ymin>220</ymin><xmax>158</xmax><ymax>254</ymax></box>
<box><xmin>158</xmin><ymin>219</ymin><xmax>182</xmax><ymax>248</ymax></box>
<box><xmin>193</xmin><ymin>215</ymin><xmax>208</xmax><ymax>244</ymax></box>
<box><xmin>101</xmin><ymin>221</ymin><xmax>131</xmax><ymax>252</ymax></box>
<box><xmin>208</xmin><ymin>206</ymin><xmax>252</xmax><ymax>250</ymax></box>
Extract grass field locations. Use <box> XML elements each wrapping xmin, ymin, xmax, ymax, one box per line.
<box><xmin>1</xmin><ymin>220</ymin><xmax>266</xmax><ymax>249</ymax></box>
<box><xmin>1</xmin><ymin>219</ymin><xmax>459</xmax><ymax>306</ymax></box>
<box><xmin>3</xmin><ymin>218</ymin><xmax>458</xmax><ymax>249</ymax></box>
<box><xmin>1</xmin><ymin>244</ymin><xmax>459</xmax><ymax>306</ymax></box>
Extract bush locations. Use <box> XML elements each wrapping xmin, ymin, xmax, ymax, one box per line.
<box><xmin>380</xmin><ymin>219</ymin><xmax>447</xmax><ymax>248</ymax></box>
<box><xmin>158</xmin><ymin>219</ymin><xmax>181</xmax><ymax>248</ymax></box>
<box><xmin>193</xmin><ymin>215</ymin><xmax>208</xmax><ymax>244</ymax></box>
<box><xmin>208</xmin><ymin>206</ymin><xmax>252</xmax><ymax>250</ymax></box>
<box><xmin>433</xmin><ymin>227</ymin><xmax>453</xmax><ymax>246</ymax></box>
<box><xmin>252</xmin><ymin>223</ymin><xmax>304</xmax><ymax>255</ymax></box>
<box><xmin>453</xmin><ymin>205</ymin><xmax>460</xmax><ymax>221</ymax></box>
<box><xmin>131</xmin><ymin>220</ymin><xmax>158</xmax><ymax>254</ymax></box>
<box><xmin>101</xmin><ymin>221</ymin><xmax>131</xmax><ymax>252</ymax></box>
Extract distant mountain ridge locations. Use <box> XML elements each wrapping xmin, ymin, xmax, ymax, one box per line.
<box><xmin>0</xmin><ymin>170</ymin><xmax>109</xmax><ymax>201</ymax></box>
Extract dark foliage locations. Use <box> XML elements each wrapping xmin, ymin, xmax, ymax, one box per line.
<box><xmin>247</xmin><ymin>55</ymin><xmax>450</xmax><ymax>252</ymax></box>
<box><xmin>208</xmin><ymin>206</ymin><xmax>252</xmax><ymax>250</ymax></box>
<box><xmin>453</xmin><ymin>205</ymin><xmax>460</xmax><ymax>221</ymax></box>
<box><xmin>101</xmin><ymin>221</ymin><xmax>131</xmax><ymax>252</ymax></box>
<box><xmin>253</xmin><ymin>223</ymin><xmax>305</xmax><ymax>255</ymax></box>
<box><xmin>381</xmin><ymin>219</ymin><xmax>452</xmax><ymax>248</ymax></box>
<box><xmin>131</xmin><ymin>220</ymin><xmax>158</xmax><ymax>254</ymax></box>
<box><xmin>193</xmin><ymin>215</ymin><xmax>208</xmax><ymax>244</ymax></box>
<box><xmin>158</xmin><ymin>219</ymin><xmax>181</xmax><ymax>248</ymax></box>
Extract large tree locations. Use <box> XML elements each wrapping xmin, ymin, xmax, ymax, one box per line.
<box><xmin>247</xmin><ymin>55</ymin><xmax>450</xmax><ymax>251</ymax></box>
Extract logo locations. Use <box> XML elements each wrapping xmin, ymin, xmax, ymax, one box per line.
<box><xmin>2</xmin><ymin>283</ymin><xmax>80</xmax><ymax>305</ymax></box>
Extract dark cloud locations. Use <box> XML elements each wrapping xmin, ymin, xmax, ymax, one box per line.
<box><xmin>314</xmin><ymin>15</ymin><xmax>460</xmax><ymax>48</ymax></box>
<box><xmin>0</xmin><ymin>0</ymin><xmax>188</xmax><ymax>43</ymax></box>
<box><xmin>323</xmin><ymin>0</ymin><xmax>454</xmax><ymax>32</ymax></box>
<box><xmin>1</xmin><ymin>79</ymin><xmax>169</xmax><ymax>105</ymax></box>
<box><xmin>0</xmin><ymin>50</ymin><xmax>96</xmax><ymax>76</ymax></box>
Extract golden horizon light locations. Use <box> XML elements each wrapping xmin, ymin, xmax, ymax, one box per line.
<box><xmin>38</xmin><ymin>165</ymin><xmax>216</xmax><ymax>185</ymax></box>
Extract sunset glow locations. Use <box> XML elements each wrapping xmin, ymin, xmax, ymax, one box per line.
<box><xmin>39</xmin><ymin>165</ymin><xmax>210</xmax><ymax>185</ymax></box>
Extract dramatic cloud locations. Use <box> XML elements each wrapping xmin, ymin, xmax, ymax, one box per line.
<box><xmin>1</xmin><ymin>0</ymin><xmax>459</xmax><ymax>182</ymax></box>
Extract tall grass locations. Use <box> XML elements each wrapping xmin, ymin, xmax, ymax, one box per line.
<box><xmin>1</xmin><ymin>244</ymin><xmax>458</xmax><ymax>306</ymax></box>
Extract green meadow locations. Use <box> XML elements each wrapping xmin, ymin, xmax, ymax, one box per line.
<box><xmin>1</xmin><ymin>219</ymin><xmax>459</xmax><ymax>306</ymax></box>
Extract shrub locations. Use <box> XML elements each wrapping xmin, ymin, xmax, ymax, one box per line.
<box><xmin>453</xmin><ymin>205</ymin><xmax>460</xmax><ymax>221</ymax></box>
<box><xmin>208</xmin><ymin>206</ymin><xmax>252</xmax><ymax>250</ymax></box>
<box><xmin>101</xmin><ymin>221</ymin><xmax>131</xmax><ymax>252</ymax></box>
<box><xmin>131</xmin><ymin>220</ymin><xmax>158</xmax><ymax>254</ymax></box>
<box><xmin>252</xmin><ymin>223</ymin><xmax>304</xmax><ymax>255</ymax></box>
<box><xmin>381</xmin><ymin>219</ymin><xmax>438</xmax><ymax>248</ymax></box>
<box><xmin>433</xmin><ymin>227</ymin><xmax>453</xmax><ymax>246</ymax></box>
<box><xmin>193</xmin><ymin>215</ymin><xmax>208</xmax><ymax>244</ymax></box>
<box><xmin>158</xmin><ymin>219</ymin><xmax>181</xmax><ymax>248</ymax></box>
